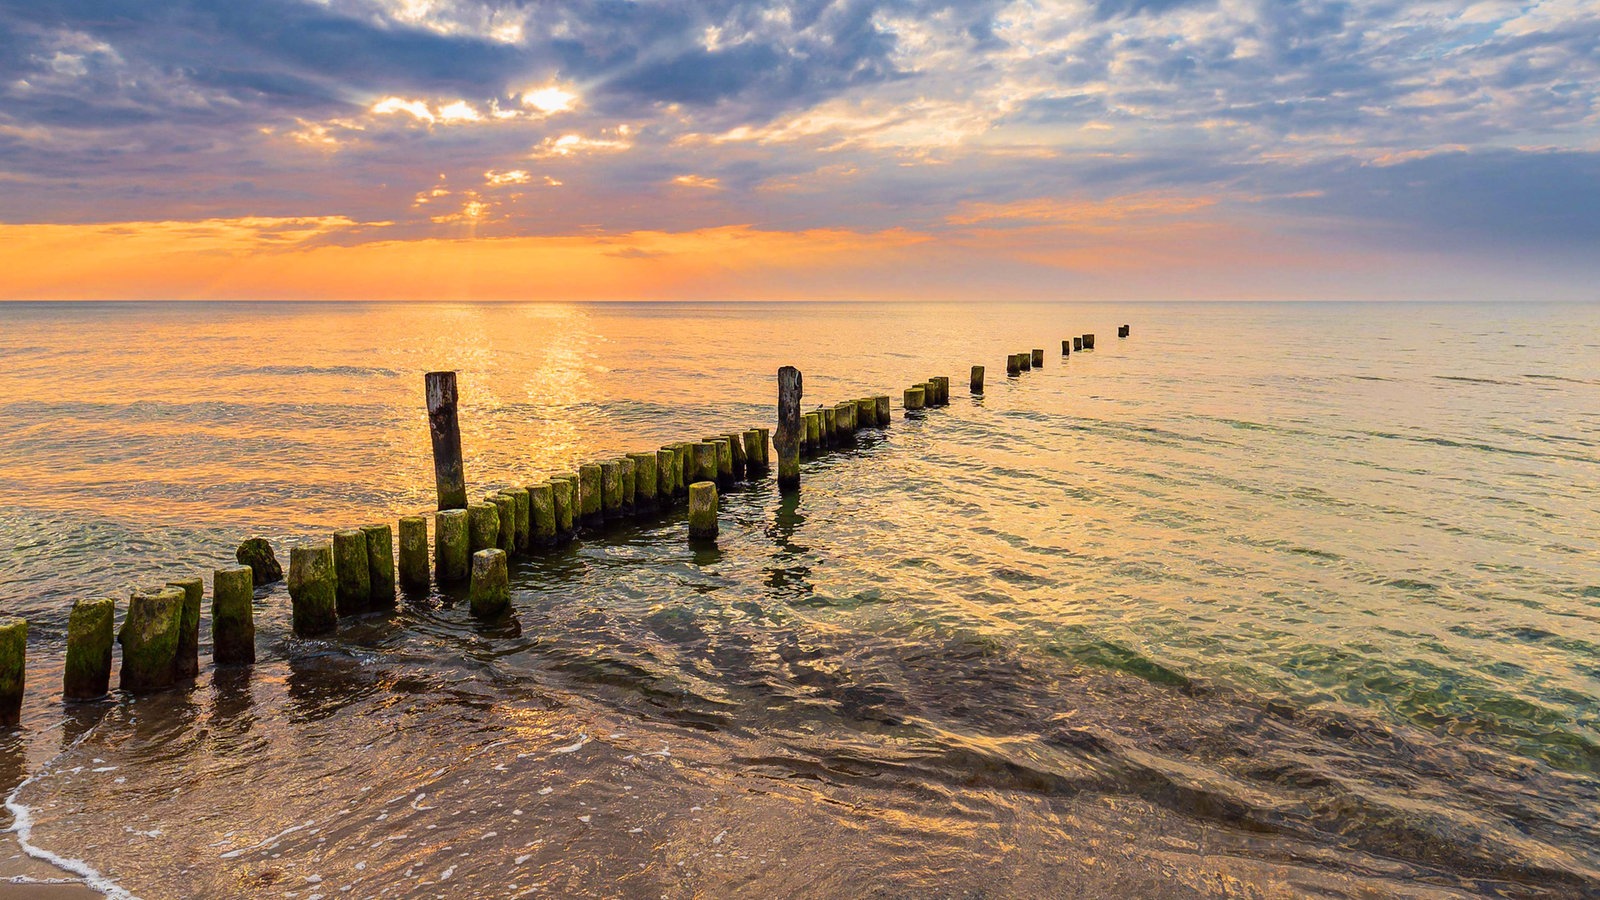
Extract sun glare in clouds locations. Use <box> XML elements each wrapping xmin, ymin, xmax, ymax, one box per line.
<box><xmin>522</xmin><ymin>86</ymin><xmax>577</xmax><ymax>114</ymax></box>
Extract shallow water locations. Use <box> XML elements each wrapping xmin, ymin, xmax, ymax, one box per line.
<box><xmin>0</xmin><ymin>301</ymin><xmax>1597</xmax><ymax>898</ymax></box>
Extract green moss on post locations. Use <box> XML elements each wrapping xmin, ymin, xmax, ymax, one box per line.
<box><xmin>619</xmin><ymin>456</ymin><xmax>637</xmax><ymax>516</ymax></box>
<box><xmin>235</xmin><ymin>538</ymin><xmax>282</xmax><ymax>585</ymax></box>
<box><xmin>629</xmin><ymin>452</ymin><xmax>659</xmax><ymax>513</ymax></box>
<box><xmin>119</xmin><ymin>587</ymin><xmax>183</xmax><ymax>692</ymax></box>
<box><xmin>468</xmin><ymin>502</ymin><xmax>500</xmax><ymax>555</ymax></box>
<box><xmin>164</xmin><ymin>576</ymin><xmax>202</xmax><ymax>681</ymax></box>
<box><xmin>904</xmin><ymin>385</ymin><xmax>926</xmax><ymax>411</ymax></box>
<box><xmin>398</xmin><ymin>516</ymin><xmax>429</xmax><ymax>590</ymax></box>
<box><xmin>971</xmin><ymin>365</ymin><xmax>985</xmax><ymax>393</ymax></box>
<box><xmin>211</xmin><ymin>567</ymin><xmax>255</xmax><ymax>666</ymax></box>
<box><xmin>510</xmin><ymin>489</ymin><xmax>530</xmax><ymax>553</ymax></box>
<box><xmin>0</xmin><ymin>618</ymin><xmax>24</xmax><ymax>724</ymax></box>
<box><xmin>687</xmin><ymin>481</ymin><xmax>719</xmax><ymax>540</ymax></box>
<box><xmin>714</xmin><ymin>439</ymin><xmax>734</xmax><ymax>483</ymax></box>
<box><xmin>741</xmin><ymin>431</ymin><xmax>765</xmax><ymax>476</ymax></box>
<box><xmin>550</xmin><ymin>476</ymin><xmax>576</xmax><ymax>540</ymax></box>
<box><xmin>804</xmin><ymin>411</ymin><xmax>822</xmax><ymax>452</ymax></box>
<box><xmin>468</xmin><ymin>549</ymin><xmax>510</xmax><ymax>619</ymax></box>
<box><xmin>491</xmin><ymin>493</ymin><xmax>517</xmax><ymax>555</ymax></box>
<box><xmin>579</xmin><ymin>463</ymin><xmax>604</xmax><ymax>528</ymax></box>
<box><xmin>434</xmin><ymin>508</ymin><xmax>469</xmax><ymax>584</ymax></box>
<box><xmin>1007</xmin><ymin>354</ymin><xmax>1021</xmax><ymax>376</ymax></box>
<box><xmin>656</xmin><ymin>448</ymin><xmax>677</xmax><ymax>501</ymax></box>
<box><xmin>854</xmin><ymin>398</ymin><xmax>875</xmax><ymax>428</ymax></box>
<box><xmin>601</xmin><ymin>459</ymin><xmax>625</xmax><ymax>519</ymax></box>
<box><xmin>722</xmin><ymin>434</ymin><xmax>746</xmax><ymax>481</ymax></box>
<box><xmin>332</xmin><ymin>530</ymin><xmax>371</xmax><ymax>616</ymax></box>
<box><xmin>64</xmin><ymin>598</ymin><xmax>114</xmax><ymax>701</ymax></box>
<box><xmin>756</xmin><ymin>427</ymin><xmax>772</xmax><ymax>465</ymax></box>
<box><xmin>362</xmin><ymin>524</ymin><xmax>396</xmax><ymax>608</ymax></box>
<box><xmin>689</xmin><ymin>442</ymin><xmax>716</xmax><ymax>485</ymax></box>
<box><xmin>530</xmin><ymin>482</ymin><xmax>556</xmax><ymax>546</ymax></box>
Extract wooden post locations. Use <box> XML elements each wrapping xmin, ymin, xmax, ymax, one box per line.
<box><xmin>1073</xmin><ymin>336</ymin><xmax>1083</xmax><ymax>352</ymax></box>
<box><xmin>971</xmin><ymin>365</ymin><xmax>984</xmax><ymax>393</ymax></box>
<box><xmin>692</xmin><ymin>442</ymin><xmax>719</xmax><ymax>485</ymax></box>
<box><xmin>656</xmin><ymin>449</ymin><xmax>678</xmax><ymax>502</ymax></box>
<box><xmin>362</xmin><ymin>524</ymin><xmax>396</xmax><ymax>608</ymax></box>
<box><xmin>425</xmin><ymin>371</ymin><xmax>467</xmax><ymax>510</ymax></box>
<box><xmin>619</xmin><ymin>457</ymin><xmax>637</xmax><ymax>516</ymax></box>
<box><xmin>211</xmin><ymin>567</ymin><xmax>255</xmax><ymax>666</ymax></box>
<box><xmin>874</xmin><ymin>397</ymin><xmax>890</xmax><ymax>426</ymax></box>
<box><xmin>64</xmin><ymin>598</ymin><xmax>115</xmax><ymax>699</ymax></box>
<box><xmin>1084</xmin><ymin>333</ymin><xmax>1095</xmax><ymax>350</ymax></box>
<box><xmin>904</xmin><ymin>386</ymin><xmax>926</xmax><ymax>410</ymax></box>
<box><xmin>936</xmin><ymin>376</ymin><xmax>951</xmax><ymax>404</ymax></box>
<box><xmin>510</xmin><ymin>489</ymin><xmax>530</xmax><ymax>553</ymax></box>
<box><xmin>579</xmin><ymin>464</ymin><xmax>603</xmax><ymax>527</ymax></box>
<box><xmin>530</xmin><ymin>483</ymin><xmax>557</xmax><ymax>545</ymax></box>
<box><xmin>674</xmin><ymin>443</ymin><xmax>695</xmax><ymax>497</ymax></box>
<box><xmin>803</xmin><ymin>411</ymin><xmax>821</xmax><ymax>452</ymax></box>
<box><xmin>332</xmin><ymin>530</ymin><xmax>371</xmax><ymax>616</ymax></box>
<box><xmin>601</xmin><ymin>459</ymin><xmax>625</xmax><ymax>520</ymax></box>
<box><xmin>0</xmin><ymin>618</ymin><xmax>24</xmax><ymax>723</ymax></box>
<box><xmin>821</xmin><ymin>407</ymin><xmax>837</xmax><ymax>447</ymax></box>
<box><xmin>491</xmin><ymin>493</ymin><xmax>517</xmax><ymax>555</ymax></box>
<box><xmin>165</xmin><ymin>576</ymin><xmax>202</xmax><ymax>681</ymax></box>
<box><xmin>1019</xmin><ymin>353</ymin><xmax>1032</xmax><ymax>372</ymax></box>
<box><xmin>757</xmin><ymin>427</ymin><xmax>772</xmax><ymax>463</ymax></box>
<box><xmin>550</xmin><ymin>475</ymin><xmax>576</xmax><ymax>540</ymax></box>
<box><xmin>1062</xmin><ymin>339</ymin><xmax>1071</xmax><ymax>356</ymax></box>
<box><xmin>776</xmin><ymin>366</ymin><xmax>803</xmax><ymax>492</ymax></box>
<box><xmin>1007</xmin><ymin>354</ymin><xmax>1021</xmax><ymax>376</ymax></box>
<box><xmin>855</xmin><ymin>398</ymin><xmax>876</xmax><ymax>428</ymax></box>
<box><xmin>720</xmin><ymin>435</ymin><xmax>746</xmax><ymax>482</ymax></box>
<box><xmin>1121</xmin><ymin>324</ymin><xmax>1130</xmax><ymax>337</ymax></box>
<box><xmin>468</xmin><ymin>549</ymin><xmax>510</xmax><ymax>619</ymax></box>
<box><xmin>434</xmin><ymin>508</ymin><xmax>470</xmax><ymax>583</ymax></box>
<box><xmin>741</xmin><ymin>432</ymin><xmax>765</xmax><ymax>476</ymax></box>
<box><xmin>712</xmin><ymin>439</ymin><xmax>734</xmax><ymax>484</ymax></box>
<box><xmin>398</xmin><ymin>516</ymin><xmax>429</xmax><ymax>589</ymax></box>
<box><xmin>467</xmin><ymin>502</ymin><xmax>500</xmax><ymax>556</ymax></box>
<box><xmin>1031</xmin><ymin>349</ymin><xmax>1044</xmax><ymax>367</ymax></box>
<box><xmin>629</xmin><ymin>453</ymin><xmax>659</xmax><ymax>513</ymax></box>
<box><xmin>688</xmin><ymin>481</ymin><xmax>718</xmax><ymax>540</ymax></box>
<box><xmin>120</xmin><ymin>586</ymin><xmax>184</xmax><ymax>690</ymax></box>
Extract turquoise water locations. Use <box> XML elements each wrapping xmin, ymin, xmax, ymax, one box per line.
<box><xmin>0</xmin><ymin>301</ymin><xmax>1597</xmax><ymax>898</ymax></box>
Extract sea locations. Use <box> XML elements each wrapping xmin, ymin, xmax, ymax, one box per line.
<box><xmin>0</xmin><ymin>300</ymin><xmax>1596</xmax><ymax>899</ymax></box>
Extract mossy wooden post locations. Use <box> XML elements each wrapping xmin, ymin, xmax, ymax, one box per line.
<box><xmin>723</xmin><ymin>434</ymin><xmax>747</xmax><ymax>481</ymax></box>
<box><xmin>873</xmin><ymin>397</ymin><xmax>890</xmax><ymax>427</ymax></box>
<box><xmin>64</xmin><ymin>598</ymin><xmax>114</xmax><ymax>700</ymax></box>
<box><xmin>687</xmin><ymin>481</ymin><xmax>718</xmax><ymax>541</ymax></box>
<box><xmin>550</xmin><ymin>476</ymin><xmax>576</xmax><ymax>541</ymax></box>
<box><xmin>656</xmin><ymin>448</ymin><xmax>677</xmax><ymax>501</ymax></box>
<box><xmin>530</xmin><ymin>483</ymin><xmax>557</xmax><ymax>546</ymax></box>
<box><xmin>601</xmin><ymin>459</ymin><xmax>625</xmax><ymax>520</ymax></box>
<box><xmin>741</xmin><ymin>431</ymin><xmax>764</xmax><ymax>475</ymax></box>
<box><xmin>236</xmin><ymin>538</ymin><xmax>282</xmax><ymax>585</ymax></box>
<box><xmin>1083</xmin><ymin>333</ymin><xmax>1095</xmax><ymax>350</ymax></box>
<box><xmin>804</xmin><ymin>412</ymin><xmax>821</xmax><ymax>453</ymax></box>
<box><xmin>708</xmin><ymin>438</ymin><xmax>733</xmax><ymax>484</ymax></box>
<box><xmin>398</xmin><ymin>516</ymin><xmax>429</xmax><ymax>589</ymax></box>
<box><xmin>510</xmin><ymin>489</ymin><xmax>530</xmax><ymax>553</ymax></box>
<box><xmin>922</xmin><ymin>382</ymin><xmax>938</xmax><ymax>407</ymax></box>
<box><xmin>619</xmin><ymin>456</ymin><xmax>637</xmax><ymax>517</ymax></box>
<box><xmin>211</xmin><ymin>567</ymin><xmax>255</xmax><ymax>666</ymax></box>
<box><xmin>855</xmin><ymin>398</ymin><xmax>875</xmax><ymax>428</ymax></box>
<box><xmin>904</xmin><ymin>385</ymin><xmax>926</xmax><ymax>411</ymax></box>
<box><xmin>756</xmin><ymin>427</ymin><xmax>772</xmax><ymax>465</ymax></box>
<box><xmin>0</xmin><ymin>618</ymin><xmax>24</xmax><ymax>724</ymax></box>
<box><xmin>971</xmin><ymin>365</ymin><xmax>985</xmax><ymax>393</ymax></box>
<box><xmin>119</xmin><ymin>587</ymin><xmax>183</xmax><ymax>692</ymax></box>
<box><xmin>629</xmin><ymin>453</ymin><xmax>659</xmax><ymax>514</ymax></box>
<box><xmin>362</xmin><ymin>523</ymin><xmax>396</xmax><ymax>608</ymax></box>
<box><xmin>468</xmin><ymin>549</ymin><xmax>510</xmax><ymax>619</ymax></box>
<box><xmin>1031</xmin><ymin>349</ymin><xmax>1044</xmax><ymax>367</ymax></box>
<box><xmin>674</xmin><ymin>443</ymin><xmax>694</xmax><ymax>497</ymax></box>
<box><xmin>835</xmin><ymin>402</ymin><xmax>856</xmax><ymax>443</ymax></box>
<box><xmin>468</xmin><ymin>502</ymin><xmax>500</xmax><ymax>555</ymax></box>
<box><xmin>692</xmin><ymin>442</ymin><xmax>719</xmax><ymax>486</ymax></box>
<box><xmin>579</xmin><ymin>464</ymin><xmax>603</xmax><ymax>528</ymax></box>
<box><xmin>491</xmin><ymin>493</ymin><xmax>517</xmax><ymax>556</ymax></box>
<box><xmin>434</xmin><ymin>508</ymin><xmax>469</xmax><ymax>584</ymax></box>
<box><xmin>425</xmin><ymin>371</ymin><xmax>467</xmax><ymax>511</ymax></box>
<box><xmin>820</xmin><ymin>407</ymin><xmax>836</xmax><ymax>448</ymax></box>
<box><xmin>776</xmin><ymin>366</ymin><xmax>803</xmax><ymax>493</ymax></box>
<box><xmin>165</xmin><ymin>576</ymin><xmax>202</xmax><ymax>681</ymax></box>
<box><xmin>1007</xmin><ymin>354</ymin><xmax>1021</xmax><ymax>376</ymax></box>
<box><xmin>332</xmin><ymin>530</ymin><xmax>372</xmax><ymax>616</ymax></box>
<box><xmin>1062</xmin><ymin>339</ymin><xmax>1071</xmax><ymax>356</ymax></box>
<box><xmin>1019</xmin><ymin>353</ymin><xmax>1032</xmax><ymax>372</ymax></box>
<box><xmin>1073</xmin><ymin>336</ymin><xmax>1083</xmax><ymax>352</ymax></box>
<box><xmin>939</xmin><ymin>376</ymin><xmax>952</xmax><ymax>404</ymax></box>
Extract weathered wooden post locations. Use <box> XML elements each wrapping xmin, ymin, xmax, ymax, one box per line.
<box><xmin>1073</xmin><ymin>336</ymin><xmax>1083</xmax><ymax>352</ymax></box>
<box><xmin>601</xmin><ymin>459</ymin><xmax>625</xmax><ymax>520</ymax></box>
<box><xmin>211</xmin><ymin>567</ymin><xmax>255</xmax><ymax>666</ymax></box>
<box><xmin>937</xmin><ymin>376</ymin><xmax>952</xmax><ymax>404</ymax></box>
<box><xmin>673</xmin><ymin>443</ymin><xmax>694</xmax><ymax>497</ymax></box>
<box><xmin>1031</xmin><ymin>349</ymin><xmax>1044</xmax><ymax>367</ymax></box>
<box><xmin>425</xmin><ymin>371</ymin><xmax>467</xmax><ymax>510</ymax></box>
<box><xmin>820</xmin><ymin>407</ymin><xmax>837</xmax><ymax>448</ymax></box>
<box><xmin>236</xmin><ymin>538</ymin><xmax>282</xmax><ymax>585</ymax></box>
<box><xmin>776</xmin><ymin>366</ymin><xmax>803</xmax><ymax>492</ymax></box>
<box><xmin>834</xmin><ymin>402</ymin><xmax>857</xmax><ymax>442</ymax></box>
<box><xmin>434</xmin><ymin>508</ymin><xmax>470</xmax><ymax>583</ymax></box>
<box><xmin>1083</xmin><ymin>333</ymin><xmax>1095</xmax><ymax>350</ymax></box>
<box><xmin>362</xmin><ymin>524</ymin><xmax>396</xmax><ymax>607</ymax></box>
<box><xmin>904</xmin><ymin>386</ymin><xmax>926</xmax><ymax>410</ymax></box>
<box><xmin>0</xmin><ymin>618</ymin><xmax>24</xmax><ymax>724</ymax></box>
<box><xmin>332</xmin><ymin>530</ymin><xmax>372</xmax><ymax>616</ymax></box>
<box><xmin>804</xmin><ymin>412</ymin><xmax>822</xmax><ymax>452</ymax></box>
<box><xmin>64</xmin><ymin>598</ymin><xmax>114</xmax><ymax>700</ymax></box>
<box><xmin>619</xmin><ymin>457</ymin><xmax>638</xmax><ymax>516</ymax></box>
<box><xmin>530</xmin><ymin>483</ymin><xmax>557</xmax><ymax>545</ymax></box>
<box><xmin>468</xmin><ymin>549</ymin><xmax>510</xmax><ymax>619</ymax></box>
<box><xmin>741</xmin><ymin>432</ymin><xmax>765</xmax><ymax>476</ymax></box>
<box><xmin>468</xmin><ymin>502</ymin><xmax>500</xmax><ymax>555</ymax></box>
<box><xmin>1007</xmin><ymin>354</ymin><xmax>1021</xmax><ymax>376</ymax></box>
<box><xmin>119</xmin><ymin>587</ymin><xmax>184</xmax><ymax>691</ymax></box>
<box><xmin>922</xmin><ymin>381</ymin><xmax>938</xmax><ymax>407</ymax></box>
<box><xmin>1121</xmin><ymin>324</ymin><xmax>1130</xmax><ymax>337</ymax></box>
<box><xmin>873</xmin><ymin>398</ymin><xmax>889</xmax><ymax>427</ymax></box>
<box><xmin>1019</xmin><ymin>353</ymin><xmax>1032</xmax><ymax>372</ymax></box>
<box><xmin>491</xmin><ymin>493</ymin><xmax>517</xmax><ymax>555</ymax></box>
<box><xmin>655</xmin><ymin>449</ymin><xmax>677</xmax><ymax>502</ymax></box>
<box><xmin>1062</xmin><ymin>339</ymin><xmax>1071</xmax><ymax>356</ymax></box>
<box><xmin>398</xmin><ymin>516</ymin><xmax>429</xmax><ymax>589</ymax></box>
<box><xmin>692</xmin><ymin>442</ymin><xmax>719</xmax><ymax>485</ymax></box>
<box><xmin>971</xmin><ymin>365</ymin><xmax>985</xmax><ymax>393</ymax></box>
<box><xmin>509</xmin><ymin>490</ymin><xmax>530</xmax><ymax>553</ymax></box>
<box><xmin>550</xmin><ymin>475</ymin><xmax>576</xmax><ymax>540</ymax></box>
<box><xmin>855</xmin><ymin>398</ymin><xmax>875</xmax><ymax>428</ymax></box>
<box><xmin>713</xmin><ymin>439</ymin><xmax>734</xmax><ymax>483</ymax></box>
<box><xmin>723</xmin><ymin>433</ymin><xmax>747</xmax><ymax>480</ymax></box>
<box><xmin>629</xmin><ymin>453</ymin><xmax>659</xmax><ymax>513</ymax></box>
<box><xmin>165</xmin><ymin>576</ymin><xmax>202</xmax><ymax>680</ymax></box>
<box><xmin>687</xmin><ymin>481</ymin><xmax>718</xmax><ymax>540</ymax></box>
<box><xmin>579</xmin><ymin>464</ymin><xmax>604</xmax><ymax>527</ymax></box>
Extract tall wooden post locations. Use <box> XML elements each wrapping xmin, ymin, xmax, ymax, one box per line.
<box><xmin>425</xmin><ymin>372</ymin><xmax>467</xmax><ymax>510</ymax></box>
<box><xmin>776</xmin><ymin>366</ymin><xmax>803</xmax><ymax>493</ymax></box>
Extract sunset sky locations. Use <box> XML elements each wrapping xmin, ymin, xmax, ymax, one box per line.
<box><xmin>1</xmin><ymin>0</ymin><xmax>1596</xmax><ymax>301</ymax></box>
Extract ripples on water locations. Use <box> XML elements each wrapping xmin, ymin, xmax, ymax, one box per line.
<box><xmin>0</xmin><ymin>301</ymin><xmax>1597</xmax><ymax>898</ymax></box>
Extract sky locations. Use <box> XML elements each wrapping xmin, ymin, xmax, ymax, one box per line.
<box><xmin>0</xmin><ymin>0</ymin><xmax>1596</xmax><ymax>301</ymax></box>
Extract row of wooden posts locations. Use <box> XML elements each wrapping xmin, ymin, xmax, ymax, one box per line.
<box><xmin>0</xmin><ymin>325</ymin><xmax>1129</xmax><ymax>723</ymax></box>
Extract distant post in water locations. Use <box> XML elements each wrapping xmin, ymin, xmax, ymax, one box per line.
<box><xmin>64</xmin><ymin>598</ymin><xmax>115</xmax><ymax>700</ymax></box>
<box><xmin>1083</xmin><ymin>333</ymin><xmax>1095</xmax><ymax>350</ymax></box>
<box><xmin>425</xmin><ymin>371</ymin><xmax>467</xmax><ymax>510</ymax></box>
<box><xmin>874</xmin><ymin>397</ymin><xmax>890</xmax><ymax>426</ymax></box>
<box><xmin>1073</xmin><ymin>336</ymin><xmax>1083</xmax><ymax>352</ymax></box>
<box><xmin>398</xmin><ymin>516</ymin><xmax>430</xmax><ymax>589</ymax></box>
<box><xmin>776</xmin><ymin>366</ymin><xmax>803</xmax><ymax>492</ymax></box>
<box><xmin>687</xmin><ymin>481</ymin><xmax>718</xmax><ymax>540</ymax></box>
<box><xmin>1031</xmin><ymin>349</ymin><xmax>1044</xmax><ymax>367</ymax></box>
<box><xmin>0</xmin><ymin>618</ymin><xmax>24</xmax><ymax>724</ymax></box>
<box><xmin>212</xmin><ymin>567</ymin><xmax>256</xmax><ymax>666</ymax></box>
<box><xmin>1019</xmin><ymin>352</ymin><xmax>1032</xmax><ymax>372</ymax></box>
<box><xmin>1007</xmin><ymin>354</ymin><xmax>1021</xmax><ymax>376</ymax></box>
<box><xmin>1120</xmin><ymin>324</ymin><xmax>1130</xmax><ymax>337</ymax></box>
<box><xmin>434</xmin><ymin>508</ymin><xmax>470</xmax><ymax>584</ymax></box>
<box><xmin>971</xmin><ymin>365</ymin><xmax>985</xmax><ymax>393</ymax></box>
<box><xmin>1062</xmin><ymin>339</ymin><xmax>1071</xmax><ymax>356</ymax></box>
<box><xmin>904</xmin><ymin>385</ymin><xmax>926</xmax><ymax>411</ymax></box>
